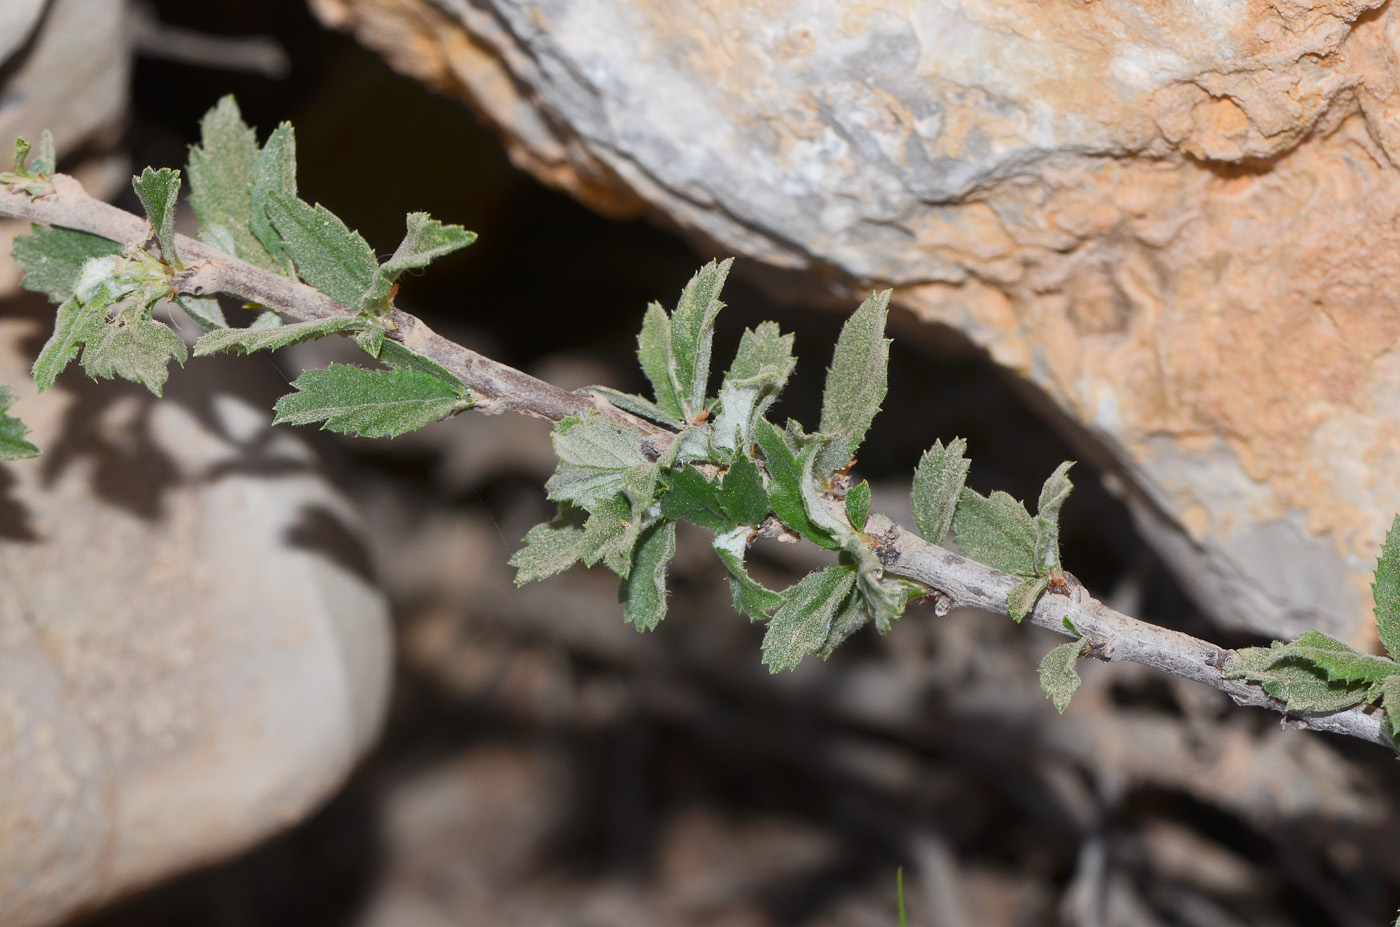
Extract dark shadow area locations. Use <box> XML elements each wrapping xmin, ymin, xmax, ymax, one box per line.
<box><xmin>284</xmin><ymin>503</ymin><xmax>376</xmax><ymax>585</ymax></box>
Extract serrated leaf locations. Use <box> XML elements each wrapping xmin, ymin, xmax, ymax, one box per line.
<box><xmin>819</xmin><ymin>290</ymin><xmax>891</xmax><ymax>453</ymax></box>
<box><xmin>176</xmin><ymin>295</ymin><xmax>227</xmax><ymax>330</ymax></box>
<box><xmin>721</xmin><ymin>456</ymin><xmax>770</xmax><ymax>526</ymax></box>
<box><xmin>590</xmin><ymin>386</ymin><xmax>684</xmax><ymax>429</ymax></box>
<box><xmin>354</xmin><ymin>326</ymin><xmax>385</xmax><ymax>358</ymax></box>
<box><xmin>581</xmin><ymin>493</ymin><xmax>638</xmax><ymax>577</ymax></box>
<box><xmin>1039</xmin><ymin>637</ymin><xmax>1088</xmax><ymax>713</ymax></box>
<box><xmin>545</xmin><ymin>415</ymin><xmax>649</xmax><ymax>507</ymax></box>
<box><xmin>754</xmin><ymin>418</ymin><xmax>838</xmax><ymax>549</ymax></box>
<box><xmin>32</xmin><ymin>295</ymin><xmax>99</xmax><ymax>392</ymax></box>
<box><xmin>912</xmin><ymin>437</ymin><xmax>969</xmax><ymax>542</ymax></box>
<box><xmin>12</xmin><ymin>226</ymin><xmax>122</xmax><ymax>303</ymax></box>
<box><xmin>1374</xmin><ymin>514</ymin><xmax>1400</xmax><ymax>661</ymax></box>
<box><xmin>762</xmin><ymin>566</ymin><xmax>858</xmax><ymax>672</ymax></box>
<box><xmin>659</xmin><ymin>465</ymin><xmax>731</xmax><ymax>531</ymax></box>
<box><xmin>374</xmin><ymin>340</ymin><xmax>466</xmax><ymax>393</ymax></box>
<box><xmin>379</xmin><ymin>212</ymin><xmax>475</xmax><ymax>281</ymax></box>
<box><xmin>711</xmin><ymin>322</ymin><xmax>796</xmax><ymax>453</ymax></box>
<box><xmin>953</xmin><ymin>487</ymin><xmax>1038</xmax><ymax>577</ymax></box>
<box><xmin>273</xmin><ymin>364</ymin><xmax>472</xmax><ymax>437</ymax></box>
<box><xmin>194</xmin><ymin>314</ymin><xmax>360</xmax><ymax>356</ymax></box>
<box><xmin>817</xmin><ymin>589</ymin><xmax>869</xmax><ymax>658</ymax></box>
<box><xmin>264</xmin><ymin>191</ymin><xmax>377</xmax><ymax>308</ymax></box>
<box><xmin>81</xmin><ymin>314</ymin><xmax>187</xmax><ymax>397</ymax></box>
<box><xmin>132</xmin><ymin>167</ymin><xmax>182</xmax><ymax>268</ymax></box>
<box><xmin>10</xmin><ymin>136</ymin><xmax>29</xmax><ymax>173</ymax></box>
<box><xmin>621</xmin><ymin>520</ymin><xmax>677</xmax><ymax>631</ymax></box>
<box><xmin>248</xmin><ymin>310</ymin><xmax>282</xmax><ymax>330</ymax></box>
<box><xmin>0</xmin><ymin>384</ymin><xmax>39</xmax><ymax>460</ymax></box>
<box><xmin>1035</xmin><ymin>461</ymin><xmax>1074</xmax><ymax>578</ymax></box>
<box><xmin>669</xmin><ymin>258</ymin><xmax>732</xmax><ymax>419</ymax></box>
<box><xmin>845</xmin><ymin>480</ymin><xmax>871</xmax><ymax>533</ymax></box>
<box><xmin>1381</xmin><ymin>675</ymin><xmax>1400</xmax><ymax>738</ymax></box>
<box><xmin>1223</xmin><ymin>643</ymin><xmax>1370</xmax><ymax>713</ymax></box>
<box><xmin>1008</xmin><ymin>575</ymin><xmax>1051</xmax><ymax>623</ymax></box>
<box><xmin>510</xmin><ymin>505</ymin><xmax>588</xmax><ymax>585</ymax></box>
<box><xmin>713</xmin><ymin>526</ymin><xmax>785</xmax><ymax>620</ymax></box>
<box><xmin>187</xmin><ymin>96</ymin><xmax>280</xmax><ymax>270</ymax></box>
<box><xmin>1281</xmin><ymin>630</ymin><xmax>1399</xmax><ymax>687</ymax></box>
<box><xmin>250</xmin><ymin>122</ymin><xmax>297</xmax><ymax>271</ymax></box>
<box><xmin>637</xmin><ymin>302</ymin><xmax>684</xmax><ymax>421</ymax></box>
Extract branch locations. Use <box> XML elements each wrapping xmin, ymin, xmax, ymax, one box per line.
<box><xmin>1</xmin><ymin>175</ymin><xmax>1388</xmax><ymax>749</ymax></box>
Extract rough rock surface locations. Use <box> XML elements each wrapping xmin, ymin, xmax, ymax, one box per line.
<box><xmin>0</xmin><ymin>306</ymin><xmax>392</xmax><ymax>927</ymax></box>
<box><xmin>308</xmin><ymin>0</ymin><xmax>1400</xmax><ymax>639</ymax></box>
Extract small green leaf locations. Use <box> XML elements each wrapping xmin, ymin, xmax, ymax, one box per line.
<box><xmin>187</xmin><ymin>96</ymin><xmax>280</xmax><ymax>271</ymax></box>
<box><xmin>194</xmin><ymin>314</ymin><xmax>360</xmax><ymax>356</ymax></box>
<box><xmin>1008</xmin><ymin>575</ymin><xmax>1051</xmax><ymax>623</ymax></box>
<box><xmin>354</xmin><ymin>326</ymin><xmax>385</xmax><ymax>358</ymax></box>
<box><xmin>81</xmin><ymin>314</ymin><xmax>188</xmax><ymax>397</ymax></box>
<box><xmin>711</xmin><ymin>321</ymin><xmax>796</xmax><ymax>453</ymax></box>
<box><xmin>819</xmin><ymin>289</ymin><xmax>891</xmax><ymax>454</ymax></box>
<box><xmin>659</xmin><ymin>465</ymin><xmax>731</xmax><ymax>531</ymax></box>
<box><xmin>798</xmin><ymin>437</ymin><xmax>856</xmax><ymax>543</ymax></box>
<box><xmin>953</xmin><ymin>487</ymin><xmax>1038</xmax><ymax>577</ymax></box>
<box><xmin>754</xmin><ymin>418</ymin><xmax>838</xmax><ymax>549</ymax></box>
<box><xmin>545</xmin><ymin>415</ymin><xmax>650</xmax><ymax>507</ymax></box>
<box><xmin>248</xmin><ymin>310</ymin><xmax>282</xmax><ymax>330</ymax></box>
<box><xmin>1281</xmin><ymin>630</ymin><xmax>1399</xmax><ymax>688</ymax></box>
<box><xmin>374</xmin><ymin>340</ymin><xmax>466</xmax><ymax>391</ymax></box>
<box><xmin>1223</xmin><ymin>643</ymin><xmax>1370</xmax><ymax>713</ymax></box>
<box><xmin>621</xmin><ymin>520</ymin><xmax>677</xmax><ymax>631</ymax></box>
<box><xmin>581</xmin><ymin>493</ymin><xmax>638</xmax><ymax>577</ymax></box>
<box><xmin>0</xmin><ymin>384</ymin><xmax>39</xmax><ymax>460</ymax></box>
<box><xmin>721</xmin><ymin>456</ymin><xmax>770</xmax><ymax>526</ymax></box>
<box><xmin>10</xmin><ymin>137</ymin><xmax>29</xmax><ymax>173</ymax></box>
<box><xmin>511</xmin><ymin>505</ymin><xmax>588</xmax><ymax>585</ymax></box>
<box><xmin>1381</xmin><ymin>674</ymin><xmax>1400</xmax><ymax>738</ymax></box>
<box><xmin>813</xmin><ymin>434</ymin><xmax>853</xmax><ymax>482</ymax></box>
<box><xmin>637</xmin><ymin>302</ymin><xmax>684</xmax><ymax>422</ymax></box>
<box><xmin>589</xmin><ymin>385</ymin><xmax>684</xmax><ymax>429</ymax></box>
<box><xmin>1039</xmin><ymin>637</ymin><xmax>1088</xmax><ymax>713</ymax></box>
<box><xmin>176</xmin><ymin>295</ymin><xmax>227</xmax><ymax>330</ymax></box>
<box><xmin>12</xmin><ymin>226</ymin><xmax>122</xmax><ymax>303</ymax></box>
<box><xmin>1035</xmin><ymin>461</ymin><xmax>1074</xmax><ymax>579</ymax></box>
<box><xmin>911</xmin><ymin>437</ymin><xmax>969</xmax><ymax>542</ymax></box>
<box><xmin>273</xmin><ymin>364</ymin><xmax>472</xmax><ymax>437</ymax></box>
<box><xmin>250</xmin><ymin>122</ymin><xmax>297</xmax><ymax>272</ymax></box>
<box><xmin>844</xmin><ymin>480</ymin><xmax>871</xmax><ymax>533</ymax></box>
<box><xmin>817</xmin><ymin>587</ymin><xmax>869</xmax><ymax>658</ymax></box>
<box><xmin>1374</xmin><ymin>514</ymin><xmax>1400</xmax><ymax>661</ymax></box>
<box><xmin>379</xmin><ymin>212</ymin><xmax>476</xmax><ymax>281</ymax></box>
<box><xmin>669</xmin><ymin>258</ymin><xmax>732</xmax><ymax>420</ymax></box>
<box><xmin>32</xmin><ymin>295</ymin><xmax>99</xmax><ymax>392</ymax></box>
<box><xmin>713</xmin><ymin>526</ymin><xmax>785</xmax><ymax>620</ymax></box>
<box><xmin>763</xmin><ymin>566</ymin><xmax>859</xmax><ymax>672</ymax></box>
<box><xmin>264</xmin><ymin>191</ymin><xmax>377</xmax><ymax>308</ymax></box>
<box><xmin>132</xmin><ymin>167</ymin><xmax>182</xmax><ymax>268</ymax></box>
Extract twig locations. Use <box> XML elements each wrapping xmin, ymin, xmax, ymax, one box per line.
<box><xmin>0</xmin><ymin>174</ymin><xmax>1389</xmax><ymax>749</ymax></box>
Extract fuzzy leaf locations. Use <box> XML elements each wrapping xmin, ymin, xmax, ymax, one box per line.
<box><xmin>1008</xmin><ymin>575</ymin><xmax>1051</xmax><ymax>623</ymax></box>
<box><xmin>9</xmin><ymin>136</ymin><xmax>29</xmax><ymax>173</ymax></box>
<box><xmin>187</xmin><ymin>96</ymin><xmax>280</xmax><ymax>270</ymax></box>
<box><xmin>12</xmin><ymin>226</ymin><xmax>121</xmax><ymax>303</ymax></box>
<box><xmin>248</xmin><ymin>310</ymin><xmax>282</xmax><ymax>330</ymax></box>
<box><xmin>1381</xmin><ymin>674</ymin><xmax>1400</xmax><ymax>738</ymax></box>
<box><xmin>912</xmin><ymin>437</ymin><xmax>969</xmax><ymax>543</ymax></box>
<box><xmin>545</xmin><ymin>415</ymin><xmax>649</xmax><ymax>508</ymax></box>
<box><xmin>354</xmin><ymin>326</ymin><xmax>385</xmax><ymax>358</ymax></box>
<box><xmin>581</xmin><ymin>493</ymin><xmax>638</xmax><ymax>577</ymax></box>
<box><xmin>132</xmin><ymin>167</ymin><xmax>182</xmax><ymax>268</ymax></box>
<box><xmin>1039</xmin><ymin>638</ymin><xmax>1088</xmax><ymax>713</ymax></box>
<box><xmin>711</xmin><ymin>322</ymin><xmax>796</xmax><ymax>453</ymax></box>
<box><xmin>31</xmin><ymin>130</ymin><xmax>55</xmax><ymax>175</ymax></box>
<box><xmin>621</xmin><ymin>520</ymin><xmax>677</xmax><ymax>631</ymax></box>
<box><xmin>762</xmin><ymin>566</ymin><xmax>858</xmax><ymax>673</ymax></box>
<box><xmin>953</xmin><ymin>488</ymin><xmax>1038</xmax><ymax>577</ymax></box>
<box><xmin>637</xmin><ymin>302</ymin><xmax>684</xmax><ymax>421</ymax></box>
<box><xmin>1035</xmin><ymin>461</ymin><xmax>1074</xmax><ymax>578</ymax></box>
<box><xmin>813</xmin><ymin>435</ymin><xmax>853</xmax><ymax>482</ymax></box>
<box><xmin>1223</xmin><ymin>643</ymin><xmax>1370</xmax><ymax>713</ymax></box>
<box><xmin>713</xmin><ymin>526</ymin><xmax>785</xmax><ymax>620</ymax></box>
<box><xmin>32</xmin><ymin>295</ymin><xmax>98</xmax><ymax>392</ymax></box>
<box><xmin>1281</xmin><ymin>630</ymin><xmax>1399</xmax><ymax>687</ymax></box>
<box><xmin>176</xmin><ymin>295</ymin><xmax>227</xmax><ymax>330</ymax></box>
<box><xmin>819</xmin><ymin>290</ymin><xmax>891</xmax><ymax>453</ymax></box>
<box><xmin>273</xmin><ymin>364</ymin><xmax>472</xmax><ymax>437</ymax></box>
<box><xmin>844</xmin><ymin>480</ymin><xmax>871</xmax><ymax>533</ymax></box>
<box><xmin>754</xmin><ymin>418</ymin><xmax>838</xmax><ymax>549</ymax></box>
<box><xmin>511</xmin><ymin>505</ymin><xmax>588</xmax><ymax>585</ymax></box>
<box><xmin>669</xmin><ymin>259</ymin><xmax>732</xmax><ymax>419</ymax></box>
<box><xmin>265</xmin><ymin>191</ymin><xmax>377</xmax><ymax>308</ymax></box>
<box><xmin>250</xmin><ymin>122</ymin><xmax>297</xmax><ymax>271</ymax></box>
<box><xmin>589</xmin><ymin>386</ymin><xmax>684</xmax><ymax>429</ymax></box>
<box><xmin>659</xmin><ymin>465</ymin><xmax>731</xmax><ymax>531</ymax></box>
<box><xmin>380</xmin><ymin>212</ymin><xmax>476</xmax><ymax>281</ymax></box>
<box><xmin>0</xmin><ymin>384</ymin><xmax>39</xmax><ymax>460</ymax></box>
<box><xmin>375</xmin><ymin>340</ymin><xmax>466</xmax><ymax>390</ymax></box>
<box><xmin>798</xmin><ymin>438</ymin><xmax>856</xmax><ymax>543</ymax></box>
<box><xmin>1374</xmin><ymin>514</ymin><xmax>1400</xmax><ymax>661</ymax></box>
<box><xmin>194</xmin><ymin>315</ymin><xmax>360</xmax><ymax>356</ymax></box>
<box><xmin>81</xmin><ymin>315</ymin><xmax>187</xmax><ymax>397</ymax></box>
<box><xmin>817</xmin><ymin>589</ymin><xmax>869</xmax><ymax>658</ymax></box>
<box><xmin>720</xmin><ymin>455</ymin><xmax>770</xmax><ymax>526</ymax></box>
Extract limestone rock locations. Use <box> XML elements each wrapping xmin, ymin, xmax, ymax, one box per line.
<box><xmin>310</xmin><ymin>0</ymin><xmax>1400</xmax><ymax>639</ymax></box>
<box><xmin>0</xmin><ymin>306</ymin><xmax>392</xmax><ymax>927</ymax></box>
